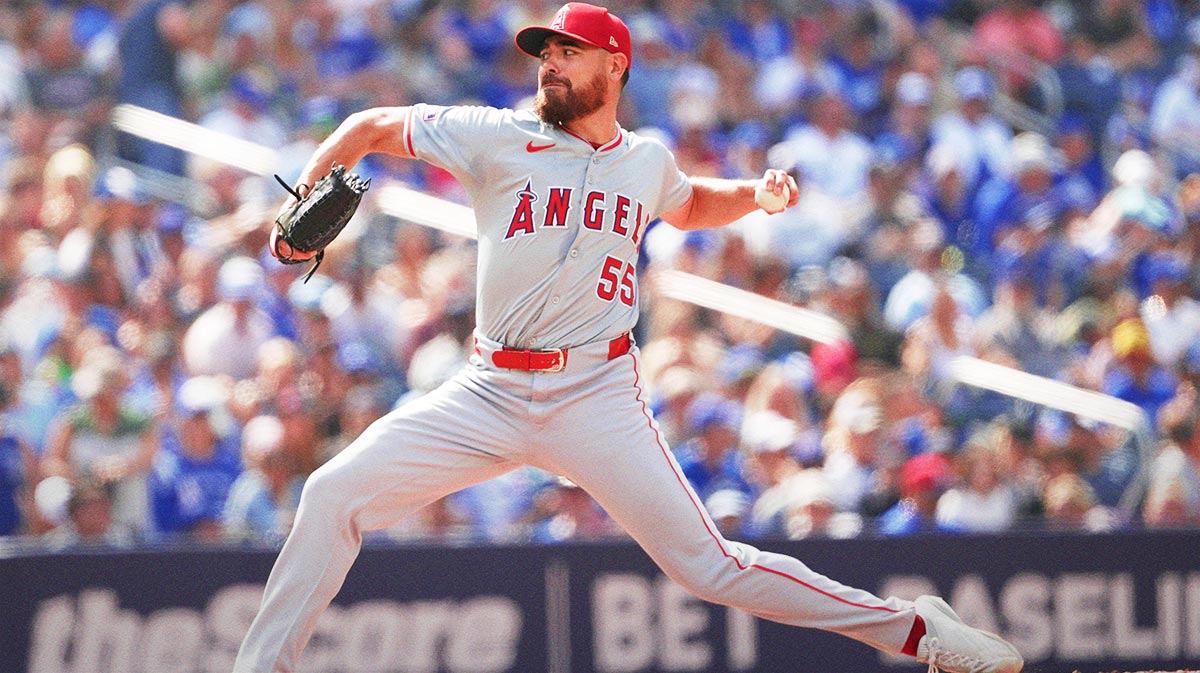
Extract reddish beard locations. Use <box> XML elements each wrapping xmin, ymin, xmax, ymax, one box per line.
<box><xmin>534</xmin><ymin>70</ymin><xmax>607</xmax><ymax>125</ymax></box>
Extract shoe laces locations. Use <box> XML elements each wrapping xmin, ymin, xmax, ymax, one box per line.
<box><xmin>925</xmin><ymin>637</ymin><xmax>982</xmax><ymax>673</ymax></box>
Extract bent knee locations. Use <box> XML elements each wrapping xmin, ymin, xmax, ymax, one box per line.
<box><xmin>298</xmin><ymin>462</ymin><xmax>359</xmax><ymax>512</ymax></box>
<box><xmin>660</xmin><ymin>544</ymin><xmax>758</xmax><ymax>605</ymax></box>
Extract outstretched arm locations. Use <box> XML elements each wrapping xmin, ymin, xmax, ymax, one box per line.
<box><xmin>271</xmin><ymin>106</ymin><xmax>414</xmax><ymax>261</ymax></box>
<box><xmin>292</xmin><ymin>106</ymin><xmax>414</xmax><ymax>193</ymax></box>
<box><xmin>660</xmin><ymin>169</ymin><xmax>797</xmax><ymax>231</ymax></box>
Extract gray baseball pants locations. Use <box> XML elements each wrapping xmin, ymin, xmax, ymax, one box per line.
<box><xmin>233</xmin><ymin>335</ymin><xmax>917</xmax><ymax>672</ymax></box>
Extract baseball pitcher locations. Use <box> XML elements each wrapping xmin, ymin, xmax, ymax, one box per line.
<box><xmin>238</xmin><ymin>4</ymin><xmax>1023</xmax><ymax>673</ymax></box>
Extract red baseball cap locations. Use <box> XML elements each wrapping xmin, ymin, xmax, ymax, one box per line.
<box><xmin>515</xmin><ymin>3</ymin><xmax>632</xmax><ymax>66</ymax></box>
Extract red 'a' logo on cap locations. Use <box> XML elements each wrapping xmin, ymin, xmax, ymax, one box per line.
<box><xmin>551</xmin><ymin>9</ymin><xmax>567</xmax><ymax>29</ymax></box>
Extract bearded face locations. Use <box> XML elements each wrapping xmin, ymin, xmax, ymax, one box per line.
<box><xmin>534</xmin><ymin>68</ymin><xmax>608</xmax><ymax>126</ymax></box>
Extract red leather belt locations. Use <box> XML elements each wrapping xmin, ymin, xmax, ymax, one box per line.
<box><xmin>485</xmin><ymin>332</ymin><xmax>631</xmax><ymax>372</ymax></box>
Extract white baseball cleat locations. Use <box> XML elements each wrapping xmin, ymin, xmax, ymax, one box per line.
<box><xmin>914</xmin><ymin>595</ymin><xmax>1024</xmax><ymax>673</ymax></box>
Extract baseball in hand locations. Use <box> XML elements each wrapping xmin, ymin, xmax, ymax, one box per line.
<box><xmin>755</xmin><ymin>181</ymin><xmax>790</xmax><ymax>214</ymax></box>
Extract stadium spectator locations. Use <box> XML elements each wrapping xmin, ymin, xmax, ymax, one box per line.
<box><xmin>1</xmin><ymin>157</ymin><xmax>45</xmax><ymax>236</ymax></box>
<box><xmin>971</xmin><ymin>132</ymin><xmax>1061</xmax><ymax>265</ymax></box>
<box><xmin>42</xmin><ymin>476</ymin><xmax>135</xmax><ymax>549</ymax></box>
<box><xmin>1053</xmin><ymin>115</ymin><xmax>1107</xmax><ymax>213</ymax></box>
<box><xmin>1103</xmin><ymin>317</ymin><xmax>1178</xmax><ymax>423</ymax></box>
<box><xmin>245</xmin><ymin>337</ymin><xmax>321</xmax><ymax>477</ymax></box>
<box><xmin>972</xmin><ymin>0</ymin><xmax>1065</xmax><ymax>96</ymax></box>
<box><xmin>150</xmin><ymin>375</ymin><xmax>242</xmax><ymax>541</ymax></box>
<box><xmin>917</xmin><ymin>144</ymin><xmax>974</xmax><ymax>259</ymax></box>
<box><xmin>325</xmin><ymin>269</ymin><xmax>410</xmax><ymax>379</ymax></box>
<box><xmin>935</xmin><ymin>431</ymin><xmax>1018</xmax><ymax>532</ymax></box>
<box><xmin>774</xmin><ymin>90</ymin><xmax>873</xmax><ymax>203</ymax></box>
<box><xmin>1140</xmin><ymin>252</ymin><xmax>1200</xmax><ymax>368</ymax></box>
<box><xmin>674</xmin><ymin>394</ymin><xmax>748</xmax><ymax>504</ymax></box>
<box><xmin>90</xmin><ymin>166</ymin><xmax>168</xmax><ymax>302</ymax></box>
<box><xmin>930</xmin><ymin>66</ymin><xmax>1012</xmax><ymax>193</ymax></box>
<box><xmin>181</xmin><ymin>256</ymin><xmax>277</xmax><ymax>378</ymax></box>
<box><xmin>824</xmin><ymin>257</ymin><xmax>902</xmax><ymax>369</ymax></box>
<box><xmin>26</xmin><ymin>10</ymin><xmax>107</xmax><ymax>132</ymax></box>
<box><xmin>38</xmin><ymin>144</ymin><xmax>95</xmax><ymax>248</ymax></box>
<box><xmin>845</xmin><ymin>149</ymin><xmax>924</xmax><ymax>255</ymax></box>
<box><xmin>1067</xmin><ymin>0</ymin><xmax>1159</xmax><ymax>73</ymax></box>
<box><xmin>883</xmin><ymin>217</ymin><xmax>988</xmax><ymax>332</ymax></box>
<box><xmin>0</xmin><ymin>380</ymin><xmax>35</xmax><ymax>537</ymax></box>
<box><xmin>878</xmin><ymin>451</ymin><xmax>954</xmax><ymax>535</ymax></box>
<box><xmin>901</xmin><ymin>282</ymin><xmax>978</xmax><ymax>400</ymax></box>
<box><xmin>316</xmin><ymin>385</ymin><xmax>385</xmax><ymax>466</ymax></box>
<box><xmin>222</xmin><ymin>414</ymin><xmax>300</xmax><ymax>542</ymax></box>
<box><xmin>779</xmin><ymin>468</ymin><xmax>861</xmax><ymax>539</ymax></box>
<box><xmin>876</xmin><ymin>71</ymin><xmax>935</xmax><ymax>175</ymax></box>
<box><xmin>974</xmin><ymin>253</ymin><xmax>1066</xmax><ymax>378</ymax></box>
<box><xmin>1066</xmin><ymin>415</ymin><xmax>1141</xmax><ymax>509</ymax></box>
<box><xmin>1041</xmin><ymin>472</ymin><xmax>1110</xmax><ymax>531</ymax></box>
<box><xmin>742</xmin><ymin>409</ymin><xmax>804</xmax><ymax>536</ymax></box>
<box><xmin>198</xmin><ymin>70</ymin><xmax>288</xmax><ymax>149</ymax></box>
<box><xmin>1144</xmin><ymin>391</ymin><xmax>1200</xmax><ymax>527</ymax></box>
<box><xmin>821</xmin><ymin>380</ymin><xmax>891</xmax><ymax>517</ymax></box>
<box><xmin>828</xmin><ymin>9</ymin><xmax>888</xmax><ymax>127</ymax></box>
<box><xmin>722</xmin><ymin>0</ymin><xmax>790</xmax><ymax>65</ymax></box>
<box><xmin>42</xmin><ymin>346</ymin><xmax>159</xmax><ymax>537</ymax></box>
<box><xmin>0</xmin><ymin>338</ymin><xmax>44</xmax><ymax>460</ymax></box>
<box><xmin>810</xmin><ymin>338</ymin><xmax>860</xmax><ymax>410</ymax></box>
<box><xmin>124</xmin><ymin>330</ymin><xmax>184</xmax><ymax>422</ymax></box>
<box><xmin>116</xmin><ymin>0</ymin><xmax>234</xmax><ymax>175</ymax></box>
<box><xmin>1150</xmin><ymin>47</ymin><xmax>1200</xmax><ymax>177</ymax></box>
<box><xmin>754</xmin><ymin>16</ymin><xmax>838</xmax><ymax>123</ymax></box>
<box><xmin>1055</xmin><ymin>32</ymin><xmax>1125</xmax><ymax>144</ymax></box>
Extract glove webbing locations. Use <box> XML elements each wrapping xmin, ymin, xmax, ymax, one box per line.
<box><xmin>274</xmin><ymin>174</ymin><xmax>325</xmax><ymax>283</ymax></box>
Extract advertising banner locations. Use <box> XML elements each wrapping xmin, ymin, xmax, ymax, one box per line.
<box><xmin>3</xmin><ymin>531</ymin><xmax>1198</xmax><ymax>673</ymax></box>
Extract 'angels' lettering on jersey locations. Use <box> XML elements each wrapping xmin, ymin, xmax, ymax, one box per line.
<box><xmin>505</xmin><ymin>182</ymin><xmax>648</xmax><ymax>243</ymax></box>
<box><xmin>404</xmin><ymin>103</ymin><xmax>692</xmax><ymax>348</ymax></box>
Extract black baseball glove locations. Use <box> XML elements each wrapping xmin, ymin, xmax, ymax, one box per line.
<box><xmin>272</xmin><ymin>164</ymin><xmax>370</xmax><ymax>281</ymax></box>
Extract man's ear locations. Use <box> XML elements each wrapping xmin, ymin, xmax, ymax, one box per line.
<box><xmin>611</xmin><ymin>53</ymin><xmax>629</xmax><ymax>80</ymax></box>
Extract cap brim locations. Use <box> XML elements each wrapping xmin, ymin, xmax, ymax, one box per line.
<box><xmin>515</xmin><ymin>26</ymin><xmax>602</xmax><ymax>57</ymax></box>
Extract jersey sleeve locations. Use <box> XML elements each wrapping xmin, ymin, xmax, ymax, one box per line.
<box><xmin>650</xmin><ymin>141</ymin><xmax>693</xmax><ymax>218</ymax></box>
<box><xmin>403</xmin><ymin>104</ymin><xmax>509</xmax><ymax>188</ymax></box>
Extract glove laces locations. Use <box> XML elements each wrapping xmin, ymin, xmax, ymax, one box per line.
<box><xmin>925</xmin><ymin>637</ymin><xmax>981</xmax><ymax>673</ymax></box>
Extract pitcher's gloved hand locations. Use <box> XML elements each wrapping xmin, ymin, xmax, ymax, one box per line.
<box><xmin>270</xmin><ymin>164</ymin><xmax>370</xmax><ymax>282</ymax></box>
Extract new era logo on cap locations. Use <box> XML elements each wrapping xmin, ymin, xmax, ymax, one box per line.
<box><xmin>515</xmin><ymin>2</ymin><xmax>632</xmax><ymax>65</ymax></box>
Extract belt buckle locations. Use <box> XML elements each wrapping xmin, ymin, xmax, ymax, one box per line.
<box><xmin>533</xmin><ymin>348</ymin><xmax>566</xmax><ymax>373</ymax></box>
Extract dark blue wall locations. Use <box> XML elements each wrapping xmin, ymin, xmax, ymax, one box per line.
<box><xmin>3</xmin><ymin>531</ymin><xmax>1198</xmax><ymax>673</ymax></box>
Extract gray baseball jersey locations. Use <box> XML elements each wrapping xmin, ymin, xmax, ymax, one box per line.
<box><xmin>234</xmin><ymin>105</ymin><xmax>918</xmax><ymax>673</ymax></box>
<box><xmin>403</xmin><ymin>104</ymin><xmax>691</xmax><ymax>348</ymax></box>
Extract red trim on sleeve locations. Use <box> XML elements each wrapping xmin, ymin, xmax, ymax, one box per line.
<box><xmin>404</xmin><ymin>106</ymin><xmax>416</xmax><ymax>157</ymax></box>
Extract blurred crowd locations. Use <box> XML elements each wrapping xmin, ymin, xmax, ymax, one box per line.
<box><xmin>1</xmin><ymin>0</ymin><xmax>1199</xmax><ymax>550</ymax></box>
